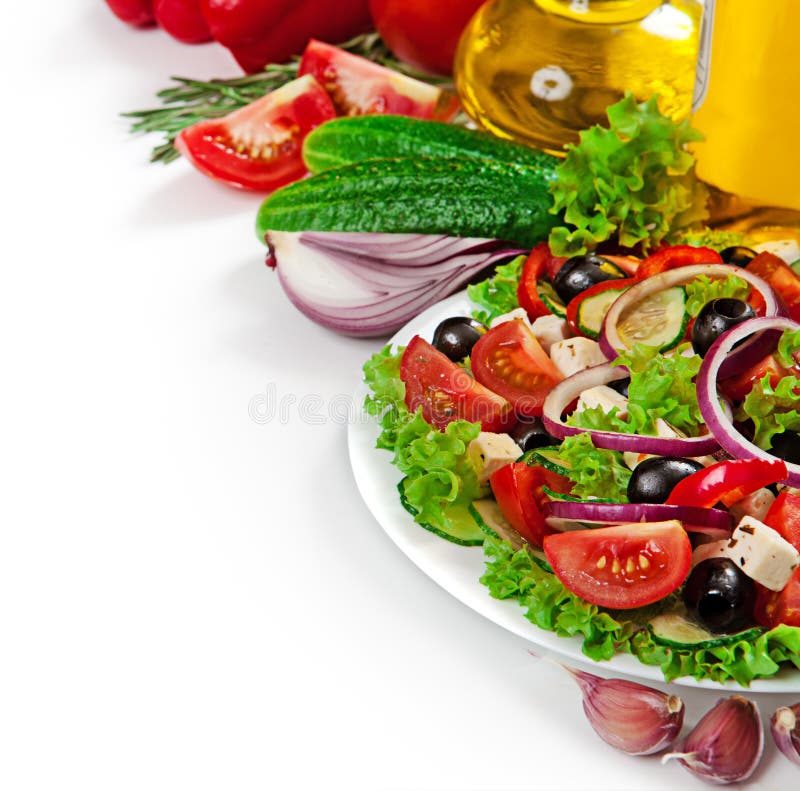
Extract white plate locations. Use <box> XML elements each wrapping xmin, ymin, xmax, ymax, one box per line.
<box><xmin>348</xmin><ymin>291</ymin><xmax>800</xmax><ymax>692</ymax></box>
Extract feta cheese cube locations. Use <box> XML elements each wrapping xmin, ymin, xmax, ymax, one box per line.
<box><xmin>549</xmin><ymin>337</ymin><xmax>607</xmax><ymax>378</ymax></box>
<box><xmin>489</xmin><ymin>308</ymin><xmax>531</xmax><ymax>329</ymax></box>
<box><xmin>530</xmin><ymin>314</ymin><xmax>571</xmax><ymax>354</ymax></box>
<box><xmin>576</xmin><ymin>385</ymin><xmax>629</xmax><ymax>417</ymax></box>
<box><xmin>727</xmin><ymin>515</ymin><xmax>800</xmax><ymax>591</ymax></box>
<box><xmin>467</xmin><ymin>432</ymin><xmax>522</xmax><ymax>486</ymax></box>
<box><xmin>753</xmin><ymin>239</ymin><xmax>800</xmax><ymax>265</ymax></box>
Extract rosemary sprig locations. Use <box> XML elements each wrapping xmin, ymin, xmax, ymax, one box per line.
<box><xmin>123</xmin><ymin>32</ymin><xmax>457</xmax><ymax>164</ymax></box>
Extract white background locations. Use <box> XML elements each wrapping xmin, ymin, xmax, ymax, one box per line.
<box><xmin>1</xmin><ymin>3</ymin><xmax>797</xmax><ymax>789</ymax></box>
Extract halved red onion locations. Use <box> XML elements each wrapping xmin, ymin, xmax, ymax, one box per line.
<box><xmin>697</xmin><ymin>316</ymin><xmax>800</xmax><ymax>488</ymax></box>
<box><xmin>542</xmin><ymin>500</ymin><xmax>733</xmax><ymax>535</ymax></box>
<box><xmin>541</xmin><ymin>362</ymin><xmax>724</xmax><ymax>456</ymax></box>
<box><xmin>266</xmin><ymin>231</ymin><xmax>524</xmax><ymax>337</ymax></box>
<box><xmin>599</xmin><ymin>264</ymin><xmax>781</xmax><ymax>378</ymax></box>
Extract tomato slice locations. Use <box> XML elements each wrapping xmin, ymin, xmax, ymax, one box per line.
<box><xmin>635</xmin><ymin>245</ymin><xmax>722</xmax><ymax>280</ymax></box>
<box><xmin>754</xmin><ymin>567</ymin><xmax>800</xmax><ymax>629</ymax></box>
<box><xmin>470</xmin><ymin>320</ymin><xmax>564</xmax><ymax>417</ymax></box>
<box><xmin>490</xmin><ymin>462</ymin><xmax>555</xmax><ymax>548</ymax></box>
<box><xmin>175</xmin><ymin>74</ymin><xmax>336</xmax><ymax>191</ymax></box>
<box><xmin>400</xmin><ymin>335</ymin><xmax>516</xmax><ymax>432</ymax></box>
<box><xmin>747</xmin><ymin>251</ymin><xmax>800</xmax><ymax>322</ymax></box>
<box><xmin>298</xmin><ymin>39</ymin><xmax>460</xmax><ymax>120</ymax></box>
<box><xmin>665</xmin><ymin>458</ymin><xmax>788</xmax><ymax>509</ymax></box>
<box><xmin>543</xmin><ymin>521</ymin><xmax>692</xmax><ymax>609</ymax></box>
<box><xmin>717</xmin><ymin>352</ymin><xmax>800</xmax><ymax>402</ymax></box>
<box><xmin>517</xmin><ymin>243</ymin><xmax>564</xmax><ymax>319</ymax></box>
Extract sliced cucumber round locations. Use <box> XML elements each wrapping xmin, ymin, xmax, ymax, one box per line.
<box><xmin>577</xmin><ymin>284</ymin><xmax>630</xmax><ymax>339</ymax></box>
<box><xmin>524</xmin><ymin>446</ymin><xmax>570</xmax><ymax>477</ymax></box>
<box><xmin>616</xmin><ymin>286</ymin><xmax>688</xmax><ymax>351</ymax></box>
<box><xmin>648</xmin><ymin>612</ymin><xmax>765</xmax><ymax>650</ymax></box>
<box><xmin>537</xmin><ymin>279</ymin><xmax>567</xmax><ymax>318</ymax></box>
<box><xmin>398</xmin><ymin>480</ymin><xmax>485</xmax><ymax>546</ymax></box>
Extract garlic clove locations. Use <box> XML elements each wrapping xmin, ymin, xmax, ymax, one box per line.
<box><xmin>771</xmin><ymin>703</ymin><xmax>800</xmax><ymax>767</ymax></box>
<box><xmin>563</xmin><ymin>665</ymin><xmax>684</xmax><ymax>755</ymax></box>
<box><xmin>662</xmin><ymin>695</ymin><xmax>763</xmax><ymax>784</ymax></box>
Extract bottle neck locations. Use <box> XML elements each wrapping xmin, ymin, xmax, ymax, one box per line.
<box><xmin>533</xmin><ymin>0</ymin><xmax>665</xmax><ymax>24</ymax></box>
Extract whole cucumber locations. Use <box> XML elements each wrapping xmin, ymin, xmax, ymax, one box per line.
<box><xmin>257</xmin><ymin>157</ymin><xmax>561</xmax><ymax>248</ymax></box>
<box><xmin>302</xmin><ymin>115</ymin><xmax>558</xmax><ymax>174</ymax></box>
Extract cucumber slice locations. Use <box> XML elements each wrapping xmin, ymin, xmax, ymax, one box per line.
<box><xmin>524</xmin><ymin>446</ymin><xmax>570</xmax><ymax>476</ymax></box>
<box><xmin>577</xmin><ymin>284</ymin><xmax>630</xmax><ymax>339</ymax></box>
<box><xmin>537</xmin><ymin>279</ymin><xmax>567</xmax><ymax>318</ymax></box>
<box><xmin>397</xmin><ymin>480</ymin><xmax>485</xmax><ymax>546</ymax></box>
<box><xmin>541</xmin><ymin>485</ymin><xmax>617</xmax><ymax>503</ymax></box>
<box><xmin>648</xmin><ymin>612</ymin><xmax>765</xmax><ymax>650</ymax></box>
<box><xmin>616</xmin><ymin>286</ymin><xmax>688</xmax><ymax>351</ymax></box>
<box><xmin>469</xmin><ymin>500</ymin><xmax>551</xmax><ymax>569</ymax></box>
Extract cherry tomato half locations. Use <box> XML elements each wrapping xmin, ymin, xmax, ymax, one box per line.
<box><xmin>470</xmin><ymin>320</ymin><xmax>564</xmax><ymax>417</ymax></box>
<box><xmin>400</xmin><ymin>335</ymin><xmax>516</xmax><ymax>433</ymax></box>
<box><xmin>298</xmin><ymin>39</ymin><xmax>460</xmax><ymax>120</ymax></box>
<box><xmin>368</xmin><ymin>0</ymin><xmax>486</xmax><ymax>76</ymax></box>
<box><xmin>543</xmin><ymin>520</ymin><xmax>692</xmax><ymax>610</ymax></box>
<box><xmin>175</xmin><ymin>74</ymin><xmax>336</xmax><ymax>191</ymax></box>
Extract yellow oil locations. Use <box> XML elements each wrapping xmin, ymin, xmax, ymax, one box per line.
<box><xmin>454</xmin><ymin>0</ymin><xmax>703</xmax><ymax>155</ymax></box>
<box><xmin>692</xmin><ymin>0</ymin><xmax>800</xmax><ymax>214</ymax></box>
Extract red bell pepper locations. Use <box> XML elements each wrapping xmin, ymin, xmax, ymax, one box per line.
<box><xmin>517</xmin><ymin>243</ymin><xmax>565</xmax><ymax>320</ymax></box>
<box><xmin>199</xmin><ymin>0</ymin><xmax>372</xmax><ymax>73</ymax></box>
<box><xmin>665</xmin><ymin>457</ymin><xmax>788</xmax><ymax>509</ymax></box>
<box><xmin>635</xmin><ymin>245</ymin><xmax>722</xmax><ymax>280</ymax></box>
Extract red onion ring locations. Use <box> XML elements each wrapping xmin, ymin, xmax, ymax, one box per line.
<box><xmin>541</xmin><ymin>362</ymin><xmax>724</xmax><ymax>456</ymax></box>
<box><xmin>697</xmin><ymin>316</ymin><xmax>800</xmax><ymax>488</ymax></box>
<box><xmin>599</xmin><ymin>264</ymin><xmax>781</xmax><ymax>378</ymax></box>
<box><xmin>543</xmin><ymin>500</ymin><xmax>733</xmax><ymax>534</ymax></box>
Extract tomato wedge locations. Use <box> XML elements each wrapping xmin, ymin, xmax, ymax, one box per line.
<box><xmin>754</xmin><ymin>567</ymin><xmax>800</xmax><ymax>629</ymax></box>
<box><xmin>175</xmin><ymin>74</ymin><xmax>336</xmax><ymax>191</ymax></box>
<box><xmin>717</xmin><ymin>352</ymin><xmax>800</xmax><ymax>402</ymax></box>
<box><xmin>635</xmin><ymin>245</ymin><xmax>722</xmax><ymax>280</ymax></box>
<box><xmin>490</xmin><ymin>463</ymin><xmax>553</xmax><ymax>548</ymax></box>
<box><xmin>665</xmin><ymin>458</ymin><xmax>788</xmax><ymax>509</ymax></box>
<box><xmin>543</xmin><ymin>521</ymin><xmax>692</xmax><ymax>609</ymax></box>
<box><xmin>764</xmin><ymin>490</ymin><xmax>800</xmax><ymax>552</ymax></box>
<box><xmin>298</xmin><ymin>39</ymin><xmax>460</xmax><ymax>120</ymax></box>
<box><xmin>470</xmin><ymin>320</ymin><xmax>564</xmax><ymax>417</ymax></box>
<box><xmin>747</xmin><ymin>251</ymin><xmax>800</xmax><ymax>322</ymax></box>
<box><xmin>517</xmin><ymin>243</ymin><xmax>565</xmax><ymax>320</ymax></box>
<box><xmin>400</xmin><ymin>335</ymin><xmax>516</xmax><ymax>432</ymax></box>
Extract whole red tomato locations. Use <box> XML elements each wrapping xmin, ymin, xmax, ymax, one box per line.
<box><xmin>104</xmin><ymin>0</ymin><xmax>156</xmax><ymax>27</ymax></box>
<box><xmin>200</xmin><ymin>0</ymin><xmax>372</xmax><ymax>73</ymax></box>
<box><xmin>368</xmin><ymin>0</ymin><xmax>486</xmax><ymax>76</ymax></box>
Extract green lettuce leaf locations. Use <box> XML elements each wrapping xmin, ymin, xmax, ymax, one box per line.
<box><xmin>568</xmin><ymin>342</ymin><xmax>704</xmax><ymax>437</ymax></box>
<box><xmin>481</xmin><ymin>538</ymin><xmax>800</xmax><ymax>685</ymax></box>
<box><xmin>684</xmin><ymin>274</ymin><xmax>750</xmax><ymax>317</ymax></box>
<box><xmin>467</xmin><ymin>254</ymin><xmax>526</xmax><ymax>325</ymax></box>
<box><xmin>362</xmin><ymin>343</ymin><xmax>409</xmax><ymax>450</ymax></box>
<box><xmin>548</xmin><ymin>94</ymin><xmax>708</xmax><ymax>256</ymax></box>
<box><xmin>675</xmin><ymin>227</ymin><xmax>746</xmax><ymax>251</ymax></box>
<box><xmin>737</xmin><ymin>373</ymin><xmax>800</xmax><ymax>449</ymax></box>
<box><xmin>548</xmin><ymin>433</ymin><xmax>631</xmax><ymax>501</ymax></box>
<box><xmin>776</xmin><ymin>327</ymin><xmax>800</xmax><ymax>368</ymax></box>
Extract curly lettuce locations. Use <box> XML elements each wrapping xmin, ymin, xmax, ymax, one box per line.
<box><xmin>549</xmin><ymin>94</ymin><xmax>708</xmax><ymax>256</ymax></box>
<box><xmin>737</xmin><ymin>374</ymin><xmax>800</xmax><ymax>450</ymax></box>
<box><xmin>546</xmin><ymin>433</ymin><xmax>631</xmax><ymax>502</ymax></box>
<box><xmin>467</xmin><ymin>254</ymin><xmax>526</xmax><ymax>325</ymax></box>
<box><xmin>684</xmin><ymin>274</ymin><xmax>750</xmax><ymax>317</ymax></box>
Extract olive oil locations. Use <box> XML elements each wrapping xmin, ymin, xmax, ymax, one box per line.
<box><xmin>454</xmin><ymin>0</ymin><xmax>703</xmax><ymax>155</ymax></box>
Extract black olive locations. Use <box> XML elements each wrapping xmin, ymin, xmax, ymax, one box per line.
<box><xmin>607</xmin><ymin>377</ymin><xmax>630</xmax><ymax>398</ymax></box>
<box><xmin>691</xmin><ymin>298</ymin><xmax>756</xmax><ymax>357</ymax></box>
<box><xmin>768</xmin><ymin>430</ymin><xmax>800</xmax><ymax>465</ymax></box>
<box><xmin>509</xmin><ymin>417</ymin><xmax>559</xmax><ymax>452</ymax></box>
<box><xmin>432</xmin><ymin>316</ymin><xmax>486</xmax><ymax>362</ymax></box>
<box><xmin>720</xmin><ymin>246</ymin><xmax>758</xmax><ymax>267</ymax></box>
<box><xmin>552</xmin><ymin>253</ymin><xmax>627</xmax><ymax>303</ymax></box>
<box><xmin>683</xmin><ymin>557</ymin><xmax>757</xmax><ymax>634</ymax></box>
<box><xmin>627</xmin><ymin>456</ymin><xmax>704</xmax><ymax>504</ymax></box>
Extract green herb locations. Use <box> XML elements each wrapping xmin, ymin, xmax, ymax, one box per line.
<box><xmin>124</xmin><ymin>33</ymin><xmax>458</xmax><ymax>164</ymax></box>
<box><xmin>467</xmin><ymin>254</ymin><xmax>526</xmax><ymax>325</ymax></box>
<box><xmin>549</xmin><ymin>433</ymin><xmax>632</xmax><ymax>502</ymax></box>
<box><xmin>676</xmin><ymin>227</ymin><xmax>747</xmax><ymax>251</ymax></box>
<box><xmin>481</xmin><ymin>537</ymin><xmax>800</xmax><ymax>685</ymax></box>
<box><xmin>684</xmin><ymin>274</ymin><xmax>750</xmax><ymax>317</ymax></box>
<box><xmin>549</xmin><ymin>94</ymin><xmax>709</xmax><ymax>256</ymax></box>
<box><xmin>362</xmin><ymin>344</ymin><xmax>483</xmax><ymax>534</ymax></box>
<box><xmin>737</xmin><ymin>373</ymin><xmax>800</xmax><ymax>450</ymax></box>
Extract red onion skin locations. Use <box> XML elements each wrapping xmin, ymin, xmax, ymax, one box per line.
<box><xmin>697</xmin><ymin>316</ymin><xmax>800</xmax><ymax>488</ymax></box>
<box><xmin>771</xmin><ymin>704</ymin><xmax>800</xmax><ymax>766</ymax></box>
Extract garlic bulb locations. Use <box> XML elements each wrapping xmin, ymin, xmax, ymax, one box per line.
<box><xmin>771</xmin><ymin>703</ymin><xmax>800</xmax><ymax>767</ymax></box>
<box><xmin>564</xmin><ymin>665</ymin><xmax>684</xmax><ymax>755</ymax></box>
<box><xmin>662</xmin><ymin>695</ymin><xmax>763</xmax><ymax>784</ymax></box>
